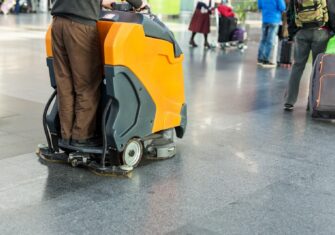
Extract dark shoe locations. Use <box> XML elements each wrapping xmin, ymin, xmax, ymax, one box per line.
<box><xmin>284</xmin><ymin>104</ymin><xmax>294</xmax><ymax>111</ymax></box>
<box><xmin>59</xmin><ymin>139</ymin><xmax>70</xmax><ymax>146</ymax></box>
<box><xmin>189</xmin><ymin>40</ymin><xmax>198</xmax><ymax>47</ymax></box>
<box><xmin>261</xmin><ymin>61</ymin><xmax>276</xmax><ymax>68</ymax></box>
<box><xmin>257</xmin><ymin>60</ymin><xmax>264</xmax><ymax>65</ymax></box>
<box><xmin>204</xmin><ymin>42</ymin><xmax>213</xmax><ymax>49</ymax></box>
<box><xmin>71</xmin><ymin>138</ymin><xmax>102</xmax><ymax>148</ymax></box>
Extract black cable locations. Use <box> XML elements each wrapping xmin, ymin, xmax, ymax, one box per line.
<box><xmin>101</xmin><ymin>98</ymin><xmax>113</xmax><ymax>169</ymax></box>
<box><xmin>43</xmin><ymin>90</ymin><xmax>57</xmax><ymax>153</ymax></box>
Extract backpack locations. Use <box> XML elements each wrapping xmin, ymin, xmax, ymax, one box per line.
<box><xmin>295</xmin><ymin>0</ymin><xmax>329</xmax><ymax>28</ymax></box>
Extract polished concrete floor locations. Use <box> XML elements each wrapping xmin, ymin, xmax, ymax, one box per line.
<box><xmin>1</xmin><ymin>13</ymin><xmax>335</xmax><ymax>235</ymax></box>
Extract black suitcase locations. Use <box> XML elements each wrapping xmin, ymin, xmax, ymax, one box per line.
<box><xmin>327</xmin><ymin>0</ymin><xmax>335</xmax><ymax>33</ymax></box>
<box><xmin>309</xmin><ymin>53</ymin><xmax>335</xmax><ymax>119</ymax></box>
<box><xmin>278</xmin><ymin>39</ymin><xmax>293</xmax><ymax>65</ymax></box>
<box><xmin>218</xmin><ymin>16</ymin><xmax>237</xmax><ymax>43</ymax></box>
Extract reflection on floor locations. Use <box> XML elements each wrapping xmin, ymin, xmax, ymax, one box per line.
<box><xmin>1</xmin><ymin>14</ymin><xmax>335</xmax><ymax>235</ymax></box>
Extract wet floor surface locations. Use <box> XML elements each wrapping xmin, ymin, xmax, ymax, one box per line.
<box><xmin>1</xmin><ymin>14</ymin><xmax>335</xmax><ymax>235</ymax></box>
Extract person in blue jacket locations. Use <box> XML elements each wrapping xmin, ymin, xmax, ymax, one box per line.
<box><xmin>257</xmin><ymin>0</ymin><xmax>286</xmax><ymax>68</ymax></box>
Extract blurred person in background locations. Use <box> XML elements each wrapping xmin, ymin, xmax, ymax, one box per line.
<box><xmin>217</xmin><ymin>1</ymin><xmax>235</xmax><ymax>18</ymax></box>
<box><xmin>27</xmin><ymin>0</ymin><xmax>38</xmax><ymax>12</ymax></box>
<box><xmin>257</xmin><ymin>0</ymin><xmax>286</xmax><ymax>68</ymax></box>
<box><xmin>284</xmin><ymin>0</ymin><xmax>333</xmax><ymax>111</ymax></box>
<box><xmin>14</xmin><ymin>0</ymin><xmax>20</xmax><ymax>14</ymax></box>
<box><xmin>189</xmin><ymin>0</ymin><xmax>214</xmax><ymax>49</ymax></box>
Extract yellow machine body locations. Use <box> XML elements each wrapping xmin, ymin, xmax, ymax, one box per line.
<box><xmin>98</xmin><ymin>21</ymin><xmax>185</xmax><ymax>133</ymax></box>
<box><xmin>46</xmin><ymin>20</ymin><xmax>185</xmax><ymax>135</ymax></box>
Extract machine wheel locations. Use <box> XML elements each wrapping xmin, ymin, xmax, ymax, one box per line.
<box><xmin>122</xmin><ymin>138</ymin><xmax>143</xmax><ymax>167</ymax></box>
<box><xmin>70</xmin><ymin>159</ymin><xmax>79</xmax><ymax>168</ymax></box>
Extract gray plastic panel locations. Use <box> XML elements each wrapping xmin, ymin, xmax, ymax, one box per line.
<box><xmin>175</xmin><ymin>103</ymin><xmax>187</xmax><ymax>139</ymax></box>
<box><xmin>46</xmin><ymin>57</ymin><xmax>56</xmax><ymax>88</ymax></box>
<box><xmin>142</xmin><ymin>15</ymin><xmax>183</xmax><ymax>57</ymax></box>
<box><xmin>100</xmin><ymin>10</ymin><xmax>183</xmax><ymax>58</ymax></box>
<box><xmin>104</xmin><ymin>66</ymin><xmax>156</xmax><ymax>152</ymax></box>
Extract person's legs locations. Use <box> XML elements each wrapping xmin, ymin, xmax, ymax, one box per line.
<box><xmin>285</xmin><ymin>29</ymin><xmax>311</xmax><ymax>106</ymax></box>
<box><xmin>257</xmin><ymin>23</ymin><xmax>268</xmax><ymax>63</ymax></box>
<box><xmin>190</xmin><ymin>32</ymin><xmax>197</xmax><ymax>47</ymax></box>
<box><xmin>51</xmin><ymin>17</ymin><xmax>75</xmax><ymax>141</ymax></box>
<box><xmin>14</xmin><ymin>0</ymin><xmax>20</xmax><ymax>14</ymax></box>
<box><xmin>63</xmin><ymin>21</ymin><xmax>102</xmax><ymax>141</ymax></box>
<box><xmin>27</xmin><ymin>0</ymin><xmax>32</xmax><ymax>11</ymax></box>
<box><xmin>262</xmin><ymin>24</ymin><xmax>279</xmax><ymax>63</ymax></box>
<box><xmin>204</xmin><ymin>33</ymin><xmax>210</xmax><ymax>47</ymax></box>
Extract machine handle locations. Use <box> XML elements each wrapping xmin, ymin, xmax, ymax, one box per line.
<box><xmin>139</xmin><ymin>5</ymin><xmax>151</xmax><ymax>14</ymax></box>
<box><xmin>111</xmin><ymin>2</ymin><xmax>152</xmax><ymax>14</ymax></box>
<box><xmin>111</xmin><ymin>2</ymin><xmax>133</xmax><ymax>12</ymax></box>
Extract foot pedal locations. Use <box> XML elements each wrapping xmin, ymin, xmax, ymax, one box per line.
<box><xmin>88</xmin><ymin>162</ymin><xmax>133</xmax><ymax>177</ymax></box>
<box><xmin>36</xmin><ymin>145</ymin><xmax>69</xmax><ymax>163</ymax></box>
<box><xmin>68</xmin><ymin>152</ymin><xmax>91</xmax><ymax>167</ymax></box>
<box><xmin>37</xmin><ymin>145</ymin><xmax>132</xmax><ymax>177</ymax></box>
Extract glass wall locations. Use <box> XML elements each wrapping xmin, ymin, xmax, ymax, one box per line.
<box><xmin>181</xmin><ymin>0</ymin><xmax>196</xmax><ymax>11</ymax></box>
<box><xmin>149</xmin><ymin>0</ymin><xmax>182</xmax><ymax>15</ymax></box>
<box><xmin>180</xmin><ymin>0</ymin><xmax>258</xmax><ymax>12</ymax></box>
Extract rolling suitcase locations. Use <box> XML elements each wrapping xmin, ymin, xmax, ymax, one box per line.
<box><xmin>230</xmin><ymin>28</ymin><xmax>245</xmax><ymax>43</ymax></box>
<box><xmin>218</xmin><ymin>16</ymin><xmax>237</xmax><ymax>43</ymax></box>
<box><xmin>327</xmin><ymin>0</ymin><xmax>335</xmax><ymax>33</ymax></box>
<box><xmin>309</xmin><ymin>53</ymin><xmax>335</xmax><ymax>119</ymax></box>
<box><xmin>278</xmin><ymin>39</ymin><xmax>293</xmax><ymax>66</ymax></box>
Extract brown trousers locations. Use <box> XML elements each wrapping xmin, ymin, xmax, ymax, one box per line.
<box><xmin>51</xmin><ymin>17</ymin><xmax>102</xmax><ymax>140</ymax></box>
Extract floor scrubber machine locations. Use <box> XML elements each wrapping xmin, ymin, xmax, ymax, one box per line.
<box><xmin>37</xmin><ymin>3</ymin><xmax>187</xmax><ymax>176</ymax></box>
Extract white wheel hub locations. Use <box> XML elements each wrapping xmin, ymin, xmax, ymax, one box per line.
<box><xmin>122</xmin><ymin>139</ymin><xmax>143</xmax><ymax>167</ymax></box>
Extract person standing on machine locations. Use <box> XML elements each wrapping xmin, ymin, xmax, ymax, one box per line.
<box><xmin>51</xmin><ymin>0</ymin><xmax>144</xmax><ymax>147</ymax></box>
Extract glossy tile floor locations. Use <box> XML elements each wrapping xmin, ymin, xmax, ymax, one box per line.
<box><xmin>1</xmin><ymin>14</ymin><xmax>335</xmax><ymax>235</ymax></box>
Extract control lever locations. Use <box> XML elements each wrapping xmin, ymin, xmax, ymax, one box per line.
<box><xmin>138</xmin><ymin>5</ymin><xmax>151</xmax><ymax>14</ymax></box>
<box><xmin>111</xmin><ymin>2</ymin><xmax>133</xmax><ymax>12</ymax></box>
<box><xmin>110</xmin><ymin>2</ymin><xmax>152</xmax><ymax>14</ymax></box>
